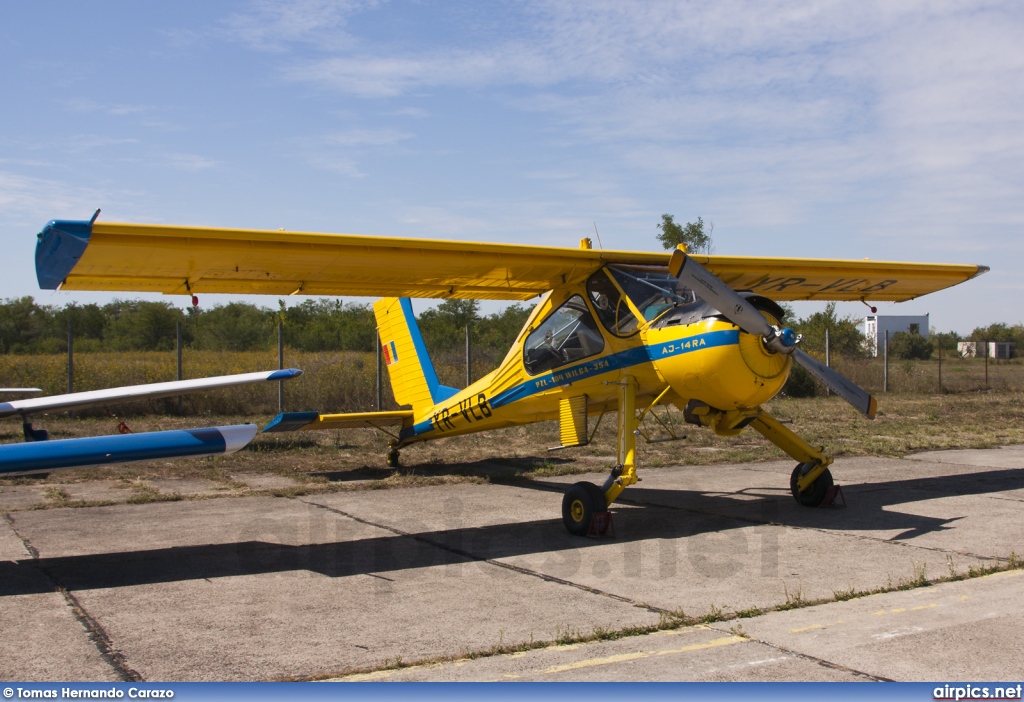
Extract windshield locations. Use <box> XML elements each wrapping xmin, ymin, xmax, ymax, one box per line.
<box><xmin>607</xmin><ymin>265</ymin><xmax>699</xmax><ymax>322</ymax></box>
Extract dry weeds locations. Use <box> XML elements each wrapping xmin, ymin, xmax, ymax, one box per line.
<box><xmin>3</xmin><ymin>391</ymin><xmax>1023</xmax><ymax>490</ymax></box>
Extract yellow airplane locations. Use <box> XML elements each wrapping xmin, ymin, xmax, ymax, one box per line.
<box><xmin>35</xmin><ymin>216</ymin><xmax>986</xmax><ymax>535</ymax></box>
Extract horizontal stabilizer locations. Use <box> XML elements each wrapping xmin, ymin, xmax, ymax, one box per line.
<box><xmin>0</xmin><ymin>369</ymin><xmax>302</xmax><ymax>418</ymax></box>
<box><xmin>0</xmin><ymin>388</ymin><xmax>42</xmax><ymax>394</ymax></box>
<box><xmin>0</xmin><ymin>424</ymin><xmax>257</xmax><ymax>475</ymax></box>
<box><xmin>263</xmin><ymin>410</ymin><xmax>414</xmax><ymax>433</ymax></box>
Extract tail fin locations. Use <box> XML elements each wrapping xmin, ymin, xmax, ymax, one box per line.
<box><xmin>374</xmin><ymin>298</ymin><xmax>459</xmax><ymax>414</ymax></box>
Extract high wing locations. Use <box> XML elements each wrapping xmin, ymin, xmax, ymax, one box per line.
<box><xmin>0</xmin><ymin>424</ymin><xmax>257</xmax><ymax>475</ymax></box>
<box><xmin>0</xmin><ymin>369</ymin><xmax>303</xmax><ymax>419</ymax></box>
<box><xmin>36</xmin><ymin>219</ymin><xmax>986</xmax><ymax>302</ymax></box>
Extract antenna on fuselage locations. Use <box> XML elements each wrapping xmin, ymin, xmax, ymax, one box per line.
<box><xmin>592</xmin><ymin>222</ymin><xmax>604</xmax><ymax>249</ymax></box>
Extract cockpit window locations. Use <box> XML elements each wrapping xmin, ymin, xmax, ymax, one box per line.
<box><xmin>523</xmin><ymin>295</ymin><xmax>605</xmax><ymax>376</ymax></box>
<box><xmin>607</xmin><ymin>265</ymin><xmax>700</xmax><ymax>323</ymax></box>
<box><xmin>587</xmin><ymin>270</ymin><xmax>641</xmax><ymax>337</ymax></box>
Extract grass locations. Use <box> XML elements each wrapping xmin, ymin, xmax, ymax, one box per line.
<box><xmin>5</xmin><ymin>391</ymin><xmax>1024</xmax><ymax>492</ymax></box>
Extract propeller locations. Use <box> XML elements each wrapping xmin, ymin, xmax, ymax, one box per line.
<box><xmin>668</xmin><ymin>248</ymin><xmax>877</xmax><ymax>419</ymax></box>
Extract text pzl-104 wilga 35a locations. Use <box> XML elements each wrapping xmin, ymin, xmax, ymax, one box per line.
<box><xmin>34</xmin><ymin>216</ymin><xmax>986</xmax><ymax>535</ymax></box>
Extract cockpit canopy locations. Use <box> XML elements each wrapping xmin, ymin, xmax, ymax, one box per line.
<box><xmin>587</xmin><ymin>265</ymin><xmax>705</xmax><ymax>336</ymax></box>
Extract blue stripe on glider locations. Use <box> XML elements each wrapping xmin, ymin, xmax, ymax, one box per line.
<box><xmin>0</xmin><ymin>426</ymin><xmax>249</xmax><ymax>474</ymax></box>
<box><xmin>267</xmin><ymin>368</ymin><xmax>304</xmax><ymax>381</ymax></box>
<box><xmin>400</xmin><ymin>298</ymin><xmax>459</xmax><ymax>405</ymax></box>
<box><xmin>399</xmin><ymin>328</ymin><xmax>740</xmax><ymax>440</ymax></box>
<box><xmin>35</xmin><ymin>219</ymin><xmax>94</xmax><ymax>290</ymax></box>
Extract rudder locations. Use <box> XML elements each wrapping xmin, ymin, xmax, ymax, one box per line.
<box><xmin>374</xmin><ymin>297</ymin><xmax>458</xmax><ymax>413</ymax></box>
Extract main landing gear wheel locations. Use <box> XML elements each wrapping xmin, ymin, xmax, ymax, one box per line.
<box><xmin>562</xmin><ymin>481</ymin><xmax>607</xmax><ymax>536</ymax></box>
<box><xmin>790</xmin><ymin>462</ymin><xmax>833</xmax><ymax>507</ymax></box>
<box><xmin>386</xmin><ymin>449</ymin><xmax>401</xmax><ymax>468</ymax></box>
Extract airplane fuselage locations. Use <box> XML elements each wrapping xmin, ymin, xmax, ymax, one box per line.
<box><xmin>397</xmin><ymin>272</ymin><xmax>791</xmax><ymax>446</ymax></box>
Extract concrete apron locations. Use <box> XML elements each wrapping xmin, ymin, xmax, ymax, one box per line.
<box><xmin>1</xmin><ymin>448</ymin><xmax>1021</xmax><ymax>682</ymax></box>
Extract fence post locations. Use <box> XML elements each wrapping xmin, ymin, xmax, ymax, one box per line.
<box><xmin>883</xmin><ymin>330</ymin><xmax>889</xmax><ymax>393</ymax></box>
<box><xmin>984</xmin><ymin>340</ymin><xmax>989</xmax><ymax>388</ymax></box>
<box><xmin>465</xmin><ymin>324</ymin><xmax>471</xmax><ymax>388</ymax></box>
<box><xmin>376</xmin><ymin>331</ymin><xmax>382</xmax><ymax>411</ymax></box>
<box><xmin>825</xmin><ymin>328</ymin><xmax>830</xmax><ymax>397</ymax></box>
<box><xmin>278</xmin><ymin>322</ymin><xmax>284</xmax><ymax>412</ymax></box>
<box><xmin>176</xmin><ymin>321</ymin><xmax>183</xmax><ymax>415</ymax></box>
<box><xmin>67</xmin><ymin>321</ymin><xmax>73</xmax><ymax>394</ymax></box>
<box><xmin>937</xmin><ymin>339</ymin><xmax>942</xmax><ymax>393</ymax></box>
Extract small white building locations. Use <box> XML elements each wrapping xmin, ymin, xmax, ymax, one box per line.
<box><xmin>957</xmin><ymin>341</ymin><xmax>1016</xmax><ymax>359</ymax></box>
<box><xmin>863</xmin><ymin>314</ymin><xmax>929</xmax><ymax>357</ymax></box>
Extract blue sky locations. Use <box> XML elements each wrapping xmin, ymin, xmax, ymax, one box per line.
<box><xmin>2</xmin><ymin>1</ymin><xmax>1021</xmax><ymax>334</ymax></box>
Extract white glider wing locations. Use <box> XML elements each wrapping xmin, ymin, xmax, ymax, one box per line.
<box><xmin>0</xmin><ymin>369</ymin><xmax>302</xmax><ymax>418</ymax></box>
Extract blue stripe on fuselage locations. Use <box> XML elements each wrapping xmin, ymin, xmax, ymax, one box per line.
<box><xmin>399</xmin><ymin>328</ymin><xmax>739</xmax><ymax>441</ymax></box>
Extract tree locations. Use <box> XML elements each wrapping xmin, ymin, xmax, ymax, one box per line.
<box><xmin>0</xmin><ymin>297</ymin><xmax>55</xmax><ymax>353</ymax></box>
<box><xmin>474</xmin><ymin>304</ymin><xmax>532</xmax><ymax>354</ymax></box>
<box><xmin>931</xmin><ymin>328</ymin><xmax>961</xmax><ymax>351</ymax></box>
<box><xmin>656</xmin><ymin>214</ymin><xmax>714</xmax><ymax>254</ymax></box>
<box><xmin>282</xmin><ymin>299</ymin><xmax>376</xmax><ymax>352</ymax></box>
<box><xmin>789</xmin><ymin>302</ymin><xmax>864</xmax><ymax>357</ymax></box>
<box><xmin>889</xmin><ymin>330</ymin><xmax>934</xmax><ymax>360</ymax></box>
<box><xmin>418</xmin><ymin>299</ymin><xmax>480</xmax><ymax>352</ymax></box>
<box><xmin>198</xmin><ymin>302</ymin><xmax>273</xmax><ymax>351</ymax></box>
<box><xmin>781</xmin><ymin>302</ymin><xmax>864</xmax><ymax>398</ymax></box>
<box><xmin>102</xmin><ymin>300</ymin><xmax>186</xmax><ymax>351</ymax></box>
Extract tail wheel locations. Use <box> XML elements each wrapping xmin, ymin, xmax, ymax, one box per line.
<box><xmin>790</xmin><ymin>462</ymin><xmax>833</xmax><ymax>507</ymax></box>
<box><xmin>386</xmin><ymin>449</ymin><xmax>400</xmax><ymax>468</ymax></box>
<box><xmin>561</xmin><ymin>481</ymin><xmax>607</xmax><ymax>536</ymax></box>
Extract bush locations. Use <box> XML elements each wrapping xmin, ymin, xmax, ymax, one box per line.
<box><xmin>782</xmin><ymin>363</ymin><xmax>820</xmax><ymax>397</ymax></box>
<box><xmin>889</xmin><ymin>331</ymin><xmax>934</xmax><ymax>360</ymax></box>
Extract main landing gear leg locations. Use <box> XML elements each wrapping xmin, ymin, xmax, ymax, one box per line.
<box><xmin>562</xmin><ymin>375</ymin><xmax>638</xmax><ymax>536</ymax></box>
<box><xmin>685</xmin><ymin>402</ymin><xmax>835</xmax><ymax>508</ymax></box>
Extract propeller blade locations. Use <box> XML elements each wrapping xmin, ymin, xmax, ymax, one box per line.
<box><xmin>792</xmin><ymin>348</ymin><xmax>877</xmax><ymax>419</ymax></box>
<box><xmin>668</xmin><ymin>248</ymin><xmax>877</xmax><ymax>419</ymax></box>
<box><xmin>668</xmin><ymin>249</ymin><xmax>773</xmax><ymax>338</ymax></box>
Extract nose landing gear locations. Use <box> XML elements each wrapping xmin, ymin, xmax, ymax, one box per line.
<box><xmin>790</xmin><ymin>462</ymin><xmax>834</xmax><ymax>507</ymax></box>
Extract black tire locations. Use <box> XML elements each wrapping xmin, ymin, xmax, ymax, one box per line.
<box><xmin>562</xmin><ymin>481</ymin><xmax>604</xmax><ymax>536</ymax></box>
<box><xmin>790</xmin><ymin>463</ymin><xmax>833</xmax><ymax>507</ymax></box>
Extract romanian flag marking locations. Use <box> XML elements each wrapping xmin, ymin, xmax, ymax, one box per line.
<box><xmin>383</xmin><ymin>341</ymin><xmax>398</xmax><ymax>366</ymax></box>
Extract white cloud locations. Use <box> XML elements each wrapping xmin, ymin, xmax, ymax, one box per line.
<box><xmin>221</xmin><ymin>0</ymin><xmax>378</xmax><ymax>52</ymax></box>
<box><xmin>163</xmin><ymin>153</ymin><xmax>221</xmax><ymax>171</ymax></box>
<box><xmin>324</xmin><ymin>128</ymin><xmax>414</xmax><ymax>147</ymax></box>
<box><xmin>0</xmin><ymin>170</ymin><xmax>117</xmax><ymax>226</ymax></box>
<box><xmin>61</xmin><ymin>99</ymin><xmax>152</xmax><ymax>116</ymax></box>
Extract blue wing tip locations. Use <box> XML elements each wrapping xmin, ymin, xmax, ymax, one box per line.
<box><xmin>262</xmin><ymin>411</ymin><xmax>320</xmax><ymax>433</ymax></box>
<box><xmin>268</xmin><ymin>368</ymin><xmax>303</xmax><ymax>380</ymax></box>
<box><xmin>35</xmin><ymin>218</ymin><xmax>94</xmax><ymax>290</ymax></box>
